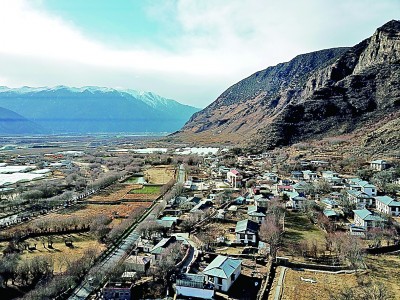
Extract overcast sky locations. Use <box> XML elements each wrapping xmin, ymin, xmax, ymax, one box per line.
<box><xmin>0</xmin><ymin>0</ymin><xmax>398</xmax><ymax>107</ymax></box>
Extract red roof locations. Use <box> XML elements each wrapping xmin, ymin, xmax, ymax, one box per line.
<box><xmin>230</xmin><ymin>169</ymin><xmax>240</xmax><ymax>175</ymax></box>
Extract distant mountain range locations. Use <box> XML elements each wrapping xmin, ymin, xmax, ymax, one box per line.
<box><xmin>0</xmin><ymin>107</ymin><xmax>43</xmax><ymax>135</ymax></box>
<box><xmin>175</xmin><ymin>20</ymin><xmax>400</xmax><ymax>152</ymax></box>
<box><xmin>0</xmin><ymin>86</ymin><xmax>200</xmax><ymax>134</ymax></box>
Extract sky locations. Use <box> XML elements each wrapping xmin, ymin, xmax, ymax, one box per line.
<box><xmin>0</xmin><ymin>0</ymin><xmax>398</xmax><ymax>108</ymax></box>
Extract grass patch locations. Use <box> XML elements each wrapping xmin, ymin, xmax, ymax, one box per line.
<box><xmin>123</xmin><ymin>176</ymin><xmax>145</xmax><ymax>184</ymax></box>
<box><xmin>366</xmin><ymin>255</ymin><xmax>400</xmax><ymax>296</ymax></box>
<box><xmin>129</xmin><ymin>185</ymin><xmax>161</xmax><ymax>195</ymax></box>
<box><xmin>283</xmin><ymin>211</ymin><xmax>326</xmax><ymax>247</ymax></box>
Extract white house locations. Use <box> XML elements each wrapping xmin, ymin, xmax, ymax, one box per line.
<box><xmin>202</xmin><ymin>255</ymin><xmax>241</xmax><ymax>292</ymax></box>
<box><xmin>353</xmin><ymin>209</ymin><xmax>385</xmax><ymax>229</ymax></box>
<box><xmin>227</xmin><ymin>169</ymin><xmax>242</xmax><ymax>188</ymax></box>
<box><xmin>247</xmin><ymin>206</ymin><xmax>266</xmax><ymax>224</ymax></box>
<box><xmin>347</xmin><ymin>190</ymin><xmax>375</xmax><ymax>209</ymax></box>
<box><xmin>349</xmin><ymin>179</ymin><xmax>377</xmax><ymax>196</ymax></box>
<box><xmin>263</xmin><ymin>172</ymin><xmax>278</xmax><ymax>183</ymax></box>
<box><xmin>370</xmin><ymin>160</ymin><xmax>389</xmax><ymax>171</ymax></box>
<box><xmin>235</xmin><ymin>219</ymin><xmax>259</xmax><ymax>244</ymax></box>
<box><xmin>175</xmin><ymin>273</ymin><xmax>214</xmax><ymax>299</ymax></box>
<box><xmin>302</xmin><ymin>170</ymin><xmax>318</xmax><ymax>181</ymax></box>
<box><xmin>375</xmin><ymin>196</ymin><xmax>400</xmax><ymax>216</ymax></box>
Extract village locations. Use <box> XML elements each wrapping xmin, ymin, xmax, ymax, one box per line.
<box><xmin>0</xmin><ymin>139</ymin><xmax>399</xmax><ymax>300</ymax></box>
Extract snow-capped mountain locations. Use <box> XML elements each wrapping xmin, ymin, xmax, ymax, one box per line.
<box><xmin>0</xmin><ymin>86</ymin><xmax>200</xmax><ymax>134</ymax></box>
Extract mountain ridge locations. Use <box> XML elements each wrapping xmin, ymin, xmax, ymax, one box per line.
<box><xmin>175</xmin><ymin>20</ymin><xmax>400</xmax><ymax>151</ymax></box>
<box><xmin>0</xmin><ymin>86</ymin><xmax>200</xmax><ymax>134</ymax></box>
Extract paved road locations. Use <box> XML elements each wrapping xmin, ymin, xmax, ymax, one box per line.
<box><xmin>68</xmin><ymin>206</ymin><xmax>157</xmax><ymax>300</ymax></box>
<box><xmin>177</xmin><ymin>164</ymin><xmax>186</xmax><ymax>184</ymax></box>
<box><xmin>68</xmin><ymin>165</ymin><xmax>185</xmax><ymax>300</ymax></box>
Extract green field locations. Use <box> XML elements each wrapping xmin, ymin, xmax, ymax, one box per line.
<box><xmin>283</xmin><ymin>211</ymin><xmax>326</xmax><ymax>248</ymax></box>
<box><xmin>123</xmin><ymin>176</ymin><xmax>145</xmax><ymax>184</ymax></box>
<box><xmin>129</xmin><ymin>185</ymin><xmax>161</xmax><ymax>194</ymax></box>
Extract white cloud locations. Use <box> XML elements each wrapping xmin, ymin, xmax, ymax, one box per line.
<box><xmin>0</xmin><ymin>0</ymin><xmax>398</xmax><ymax>107</ymax></box>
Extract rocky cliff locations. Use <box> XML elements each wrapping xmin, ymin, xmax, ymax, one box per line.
<box><xmin>175</xmin><ymin>20</ymin><xmax>400</xmax><ymax>150</ymax></box>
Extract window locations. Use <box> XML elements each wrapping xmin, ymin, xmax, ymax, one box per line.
<box><xmin>240</xmin><ymin>233</ymin><xmax>245</xmax><ymax>239</ymax></box>
<box><xmin>231</xmin><ymin>273</ymin><xmax>236</xmax><ymax>281</ymax></box>
<box><xmin>217</xmin><ymin>277</ymin><xmax>223</xmax><ymax>285</ymax></box>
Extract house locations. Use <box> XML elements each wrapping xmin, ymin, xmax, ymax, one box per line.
<box><xmin>227</xmin><ymin>169</ymin><xmax>242</xmax><ymax>188</ymax></box>
<box><xmin>323</xmin><ymin>209</ymin><xmax>339</xmax><ymax>220</ymax></box>
<box><xmin>190</xmin><ymin>199</ymin><xmax>213</xmax><ymax>212</ymax></box>
<box><xmin>370</xmin><ymin>160</ymin><xmax>389</xmax><ymax>171</ymax></box>
<box><xmin>234</xmin><ymin>196</ymin><xmax>246</xmax><ymax>205</ymax></box>
<box><xmin>321</xmin><ymin>171</ymin><xmax>342</xmax><ymax>184</ymax></box>
<box><xmin>276</xmin><ymin>185</ymin><xmax>293</xmax><ymax>194</ymax></box>
<box><xmin>321</xmin><ymin>198</ymin><xmax>339</xmax><ymax>209</ymax></box>
<box><xmin>150</xmin><ymin>236</ymin><xmax>178</xmax><ymax>260</ymax></box>
<box><xmin>235</xmin><ymin>219</ymin><xmax>259</xmax><ymax>244</ymax></box>
<box><xmin>349</xmin><ymin>179</ymin><xmax>377</xmax><ymax>197</ymax></box>
<box><xmin>291</xmin><ymin>196</ymin><xmax>307</xmax><ymax>210</ymax></box>
<box><xmin>175</xmin><ymin>273</ymin><xmax>214</xmax><ymax>299</ymax></box>
<box><xmin>375</xmin><ymin>196</ymin><xmax>400</xmax><ymax>216</ymax></box>
<box><xmin>311</xmin><ymin>160</ymin><xmax>329</xmax><ymax>166</ymax></box>
<box><xmin>321</xmin><ymin>171</ymin><xmax>339</xmax><ymax>179</ymax></box>
<box><xmin>292</xmin><ymin>181</ymin><xmax>307</xmax><ymax>194</ymax></box>
<box><xmin>291</xmin><ymin>171</ymin><xmax>303</xmax><ymax>181</ymax></box>
<box><xmin>358</xmin><ymin>181</ymin><xmax>378</xmax><ymax>196</ymax></box>
<box><xmin>125</xmin><ymin>254</ymin><xmax>151</xmax><ymax>273</ymax></box>
<box><xmin>264</xmin><ymin>172</ymin><xmax>278</xmax><ymax>183</ymax></box>
<box><xmin>347</xmin><ymin>190</ymin><xmax>374</xmax><ymax>209</ymax></box>
<box><xmin>302</xmin><ymin>170</ymin><xmax>318</xmax><ymax>181</ymax></box>
<box><xmin>283</xmin><ymin>191</ymin><xmax>306</xmax><ymax>210</ymax></box>
<box><xmin>202</xmin><ymin>255</ymin><xmax>241</xmax><ymax>292</ymax></box>
<box><xmin>247</xmin><ymin>206</ymin><xmax>266</xmax><ymax>224</ymax></box>
<box><xmin>254</xmin><ymin>195</ymin><xmax>269</xmax><ymax>208</ymax></box>
<box><xmin>353</xmin><ymin>209</ymin><xmax>385</xmax><ymax>229</ymax></box>
<box><xmin>102</xmin><ymin>282</ymin><xmax>133</xmax><ymax>300</ymax></box>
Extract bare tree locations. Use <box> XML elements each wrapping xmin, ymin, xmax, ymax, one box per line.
<box><xmin>259</xmin><ymin>214</ymin><xmax>283</xmax><ymax>259</ymax></box>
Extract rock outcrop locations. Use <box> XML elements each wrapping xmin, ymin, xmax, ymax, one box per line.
<box><xmin>175</xmin><ymin>20</ymin><xmax>400</xmax><ymax>150</ymax></box>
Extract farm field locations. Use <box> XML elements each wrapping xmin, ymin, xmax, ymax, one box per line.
<box><xmin>123</xmin><ymin>175</ymin><xmax>146</xmax><ymax>184</ymax></box>
<box><xmin>2</xmin><ymin>202</ymin><xmax>151</xmax><ymax>236</ymax></box>
<box><xmin>129</xmin><ymin>185</ymin><xmax>161</xmax><ymax>194</ymax></box>
<box><xmin>88</xmin><ymin>184</ymin><xmax>137</xmax><ymax>202</ymax></box>
<box><xmin>366</xmin><ymin>255</ymin><xmax>400</xmax><ymax>297</ymax></box>
<box><xmin>3</xmin><ymin>233</ymin><xmax>106</xmax><ymax>274</ymax></box>
<box><xmin>279</xmin><ymin>268</ymin><xmax>359</xmax><ymax>300</ymax></box>
<box><xmin>144</xmin><ymin>165</ymin><xmax>175</xmax><ymax>184</ymax></box>
<box><xmin>281</xmin><ymin>211</ymin><xmax>326</xmax><ymax>259</ymax></box>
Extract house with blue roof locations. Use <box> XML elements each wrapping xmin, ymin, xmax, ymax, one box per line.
<box><xmin>235</xmin><ymin>219</ymin><xmax>259</xmax><ymax>244</ymax></box>
<box><xmin>349</xmin><ymin>179</ymin><xmax>377</xmax><ymax>196</ymax></box>
<box><xmin>353</xmin><ymin>209</ymin><xmax>385</xmax><ymax>229</ymax></box>
<box><xmin>347</xmin><ymin>190</ymin><xmax>375</xmax><ymax>209</ymax></box>
<box><xmin>370</xmin><ymin>159</ymin><xmax>389</xmax><ymax>171</ymax></box>
<box><xmin>321</xmin><ymin>198</ymin><xmax>339</xmax><ymax>209</ymax></box>
<box><xmin>323</xmin><ymin>209</ymin><xmax>339</xmax><ymax>219</ymax></box>
<box><xmin>175</xmin><ymin>273</ymin><xmax>214</xmax><ymax>299</ymax></box>
<box><xmin>202</xmin><ymin>255</ymin><xmax>241</xmax><ymax>292</ymax></box>
<box><xmin>247</xmin><ymin>206</ymin><xmax>266</xmax><ymax>224</ymax></box>
<box><xmin>302</xmin><ymin>170</ymin><xmax>318</xmax><ymax>181</ymax></box>
<box><xmin>291</xmin><ymin>171</ymin><xmax>303</xmax><ymax>181</ymax></box>
<box><xmin>375</xmin><ymin>196</ymin><xmax>400</xmax><ymax>216</ymax></box>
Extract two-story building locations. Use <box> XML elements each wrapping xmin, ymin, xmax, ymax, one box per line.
<box><xmin>227</xmin><ymin>169</ymin><xmax>242</xmax><ymax>188</ymax></box>
<box><xmin>235</xmin><ymin>219</ymin><xmax>259</xmax><ymax>244</ymax></box>
<box><xmin>353</xmin><ymin>209</ymin><xmax>385</xmax><ymax>229</ymax></box>
<box><xmin>375</xmin><ymin>196</ymin><xmax>400</xmax><ymax>216</ymax></box>
<box><xmin>202</xmin><ymin>255</ymin><xmax>241</xmax><ymax>292</ymax></box>
<box><xmin>302</xmin><ymin>170</ymin><xmax>318</xmax><ymax>181</ymax></box>
<box><xmin>175</xmin><ymin>273</ymin><xmax>214</xmax><ymax>299</ymax></box>
<box><xmin>347</xmin><ymin>190</ymin><xmax>375</xmax><ymax>209</ymax></box>
<box><xmin>370</xmin><ymin>159</ymin><xmax>389</xmax><ymax>171</ymax></box>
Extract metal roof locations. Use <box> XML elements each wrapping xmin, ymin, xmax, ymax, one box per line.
<box><xmin>203</xmin><ymin>255</ymin><xmax>241</xmax><ymax>279</ymax></box>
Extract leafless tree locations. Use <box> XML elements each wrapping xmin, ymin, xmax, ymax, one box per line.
<box><xmin>259</xmin><ymin>214</ymin><xmax>283</xmax><ymax>259</ymax></box>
